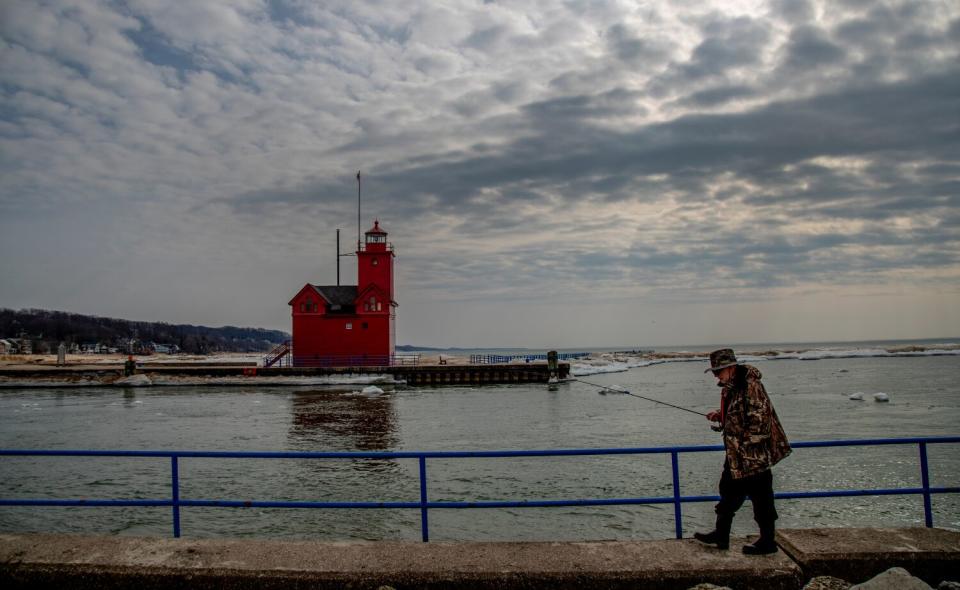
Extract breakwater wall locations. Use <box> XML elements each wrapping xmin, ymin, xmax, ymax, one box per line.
<box><xmin>1</xmin><ymin>528</ymin><xmax>957</xmax><ymax>589</ymax></box>
<box><xmin>0</xmin><ymin>362</ymin><xmax>569</xmax><ymax>386</ymax></box>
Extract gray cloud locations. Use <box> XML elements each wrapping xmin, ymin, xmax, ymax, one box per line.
<box><xmin>781</xmin><ymin>25</ymin><xmax>847</xmax><ymax>71</ymax></box>
<box><xmin>769</xmin><ymin>0</ymin><xmax>816</xmax><ymax>24</ymax></box>
<box><xmin>239</xmin><ymin>59</ymin><xmax>958</xmax><ymax>295</ymax></box>
<box><xmin>605</xmin><ymin>23</ymin><xmax>672</xmax><ymax>67</ymax></box>
<box><xmin>688</xmin><ymin>16</ymin><xmax>771</xmax><ymax>75</ymax></box>
<box><xmin>1</xmin><ymin>0</ymin><xmax>958</xmax><ymax>346</ymax></box>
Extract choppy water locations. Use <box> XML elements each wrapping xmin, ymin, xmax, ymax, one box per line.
<box><xmin>1</xmin><ymin>355</ymin><xmax>958</xmax><ymax>541</ymax></box>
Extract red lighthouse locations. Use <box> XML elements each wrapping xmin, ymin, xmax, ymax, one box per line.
<box><xmin>287</xmin><ymin>220</ymin><xmax>396</xmax><ymax>365</ymax></box>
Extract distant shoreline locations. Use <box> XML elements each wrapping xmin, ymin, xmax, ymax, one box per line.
<box><xmin>3</xmin><ymin>340</ymin><xmax>959</xmax><ymax>367</ymax></box>
<box><xmin>397</xmin><ymin>336</ymin><xmax>960</xmax><ymax>355</ymax></box>
<box><xmin>1</xmin><ymin>341</ymin><xmax>958</xmax><ymax>387</ymax></box>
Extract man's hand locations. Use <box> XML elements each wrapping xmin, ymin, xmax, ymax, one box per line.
<box><xmin>706</xmin><ymin>409</ymin><xmax>721</xmax><ymax>422</ymax></box>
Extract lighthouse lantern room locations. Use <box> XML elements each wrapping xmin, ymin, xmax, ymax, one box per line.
<box><xmin>288</xmin><ymin>220</ymin><xmax>396</xmax><ymax>365</ymax></box>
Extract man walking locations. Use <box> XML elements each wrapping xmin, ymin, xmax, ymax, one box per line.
<box><xmin>694</xmin><ymin>349</ymin><xmax>791</xmax><ymax>555</ymax></box>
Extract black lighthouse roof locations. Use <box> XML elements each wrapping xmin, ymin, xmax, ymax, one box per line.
<box><xmin>310</xmin><ymin>285</ymin><xmax>358</xmax><ymax>306</ymax></box>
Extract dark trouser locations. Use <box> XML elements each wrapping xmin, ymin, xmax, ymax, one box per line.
<box><xmin>715</xmin><ymin>462</ymin><xmax>777</xmax><ymax>534</ymax></box>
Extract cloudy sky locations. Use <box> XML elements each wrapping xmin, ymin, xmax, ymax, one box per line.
<box><xmin>1</xmin><ymin>0</ymin><xmax>958</xmax><ymax>348</ymax></box>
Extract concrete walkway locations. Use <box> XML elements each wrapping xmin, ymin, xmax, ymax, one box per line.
<box><xmin>1</xmin><ymin>533</ymin><xmax>800</xmax><ymax>589</ymax></box>
<box><xmin>1</xmin><ymin>528</ymin><xmax>957</xmax><ymax>589</ymax></box>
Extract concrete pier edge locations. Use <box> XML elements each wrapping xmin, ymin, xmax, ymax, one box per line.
<box><xmin>0</xmin><ymin>362</ymin><xmax>571</xmax><ymax>386</ymax></box>
<box><xmin>775</xmin><ymin>527</ymin><xmax>960</xmax><ymax>586</ymax></box>
<box><xmin>1</xmin><ymin>528</ymin><xmax>957</xmax><ymax>589</ymax></box>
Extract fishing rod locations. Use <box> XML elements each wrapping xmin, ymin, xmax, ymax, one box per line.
<box><xmin>571</xmin><ymin>377</ymin><xmax>708</xmax><ymax>417</ymax></box>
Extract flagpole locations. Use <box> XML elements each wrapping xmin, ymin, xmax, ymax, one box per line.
<box><xmin>357</xmin><ymin>170</ymin><xmax>361</xmax><ymax>252</ymax></box>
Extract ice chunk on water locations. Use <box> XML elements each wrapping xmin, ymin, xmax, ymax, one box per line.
<box><xmin>360</xmin><ymin>385</ymin><xmax>385</xmax><ymax>396</ymax></box>
<box><xmin>115</xmin><ymin>374</ymin><xmax>152</xmax><ymax>387</ymax></box>
<box><xmin>848</xmin><ymin>392</ymin><xmax>865</xmax><ymax>401</ymax></box>
<box><xmin>873</xmin><ymin>392</ymin><xmax>890</xmax><ymax>402</ymax></box>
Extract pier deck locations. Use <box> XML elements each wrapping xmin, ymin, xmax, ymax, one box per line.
<box><xmin>1</xmin><ymin>528</ymin><xmax>957</xmax><ymax>589</ymax></box>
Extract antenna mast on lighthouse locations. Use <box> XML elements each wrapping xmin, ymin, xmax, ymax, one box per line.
<box><xmin>335</xmin><ymin>170</ymin><xmax>363</xmax><ymax>286</ymax></box>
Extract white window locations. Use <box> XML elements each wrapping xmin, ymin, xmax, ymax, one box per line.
<box><xmin>345</xmin><ymin>322</ymin><xmax>352</xmax><ymax>330</ymax></box>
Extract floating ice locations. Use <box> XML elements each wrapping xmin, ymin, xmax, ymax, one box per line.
<box><xmin>570</xmin><ymin>358</ymin><xmax>645</xmax><ymax>376</ymax></box>
<box><xmin>564</xmin><ymin>344</ymin><xmax>960</xmax><ymax>378</ymax></box>
<box><xmin>115</xmin><ymin>374</ymin><xmax>152</xmax><ymax>387</ymax></box>
<box><xmin>848</xmin><ymin>392</ymin><xmax>865</xmax><ymax>401</ymax></box>
<box><xmin>873</xmin><ymin>392</ymin><xmax>890</xmax><ymax>402</ymax></box>
<box><xmin>570</xmin><ymin>362</ymin><xmax>627</xmax><ymax>376</ymax></box>
<box><xmin>150</xmin><ymin>374</ymin><xmax>399</xmax><ymax>387</ymax></box>
<box><xmin>360</xmin><ymin>385</ymin><xmax>385</xmax><ymax>396</ymax></box>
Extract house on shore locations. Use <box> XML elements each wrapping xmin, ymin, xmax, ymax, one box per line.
<box><xmin>0</xmin><ymin>338</ymin><xmax>32</xmax><ymax>354</ymax></box>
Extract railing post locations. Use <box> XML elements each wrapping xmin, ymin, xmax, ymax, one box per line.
<box><xmin>171</xmin><ymin>455</ymin><xmax>181</xmax><ymax>538</ymax></box>
<box><xmin>919</xmin><ymin>442</ymin><xmax>933</xmax><ymax>527</ymax></box>
<box><xmin>419</xmin><ymin>456</ymin><xmax>429</xmax><ymax>542</ymax></box>
<box><xmin>671</xmin><ymin>451</ymin><xmax>683</xmax><ymax>539</ymax></box>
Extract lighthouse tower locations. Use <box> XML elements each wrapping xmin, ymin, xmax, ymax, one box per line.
<box><xmin>355</xmin><ymin>220</ymin><xmax>396</xmax><ymax>354</ymax></box>
<box><xmin>287</xmin><ymin>220</ymin><xmax>397</xmax><ymax>365</ymax></box>
<box><xmin>357</xmin><ymin>220</ymin><xmax>395</xmax><ymax>311</ymax></box>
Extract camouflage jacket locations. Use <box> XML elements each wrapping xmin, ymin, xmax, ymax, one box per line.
<box><xmin>721</xmin><ymin>365</ymin><xmax>791</xmax><ymax>479</ymax></box>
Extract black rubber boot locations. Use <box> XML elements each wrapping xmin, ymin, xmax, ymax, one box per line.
<box><xmin>694</xmin><ymin>514</ymin><xmax>731</xmax><ymax>550</ymax></box>
<box><xmin>742</xmin><ymin>524</ymin><xmax>777</xmax><ymax>555</ymax></box>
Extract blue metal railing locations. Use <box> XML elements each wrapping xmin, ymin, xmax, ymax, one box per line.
<box><xmin>1</xmin><ymin>436</ymin><xmax>957</xmax><ymax>541</ymax></box>
<box><xmin>470</xmin><ymin>352</ymin><xmax>591</xmax><ymax>364</ymax></box>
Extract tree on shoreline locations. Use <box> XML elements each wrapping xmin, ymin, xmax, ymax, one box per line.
<box><xmin>0</xmin><ymin>308</ymin><xmax>288</xmax><ymax>355</ymax></box>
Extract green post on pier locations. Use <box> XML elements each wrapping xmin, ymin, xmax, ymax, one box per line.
<box><xmin>547</xmin><ymin>350</ymin><xmax>559</xmax><ymax>384</ymax></box>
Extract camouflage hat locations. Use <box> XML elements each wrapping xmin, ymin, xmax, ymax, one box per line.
<box><xmin>705</xmin><ymin>348</ymin><xmax>739</xmax><ymax>373</ymax></box>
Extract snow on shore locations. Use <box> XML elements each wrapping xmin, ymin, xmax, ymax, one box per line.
<box><xmin>568</xmin><ymin>343</ymin><xmax>960</xmax><ymax>376</ymax></box>
<box><xmin>0</xmin><ymin>373</ymin><xmax>401</xmax><ymax>389</ymax></box>
<box><xmin>82</xmin><ymin>353</ymin><xmax>266</xmax><ymax>365</ymax></box>
<box><xmin>569</xmin><ymin>357</ymin><xmax>679</xmax><ymax>377</ymax></box>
